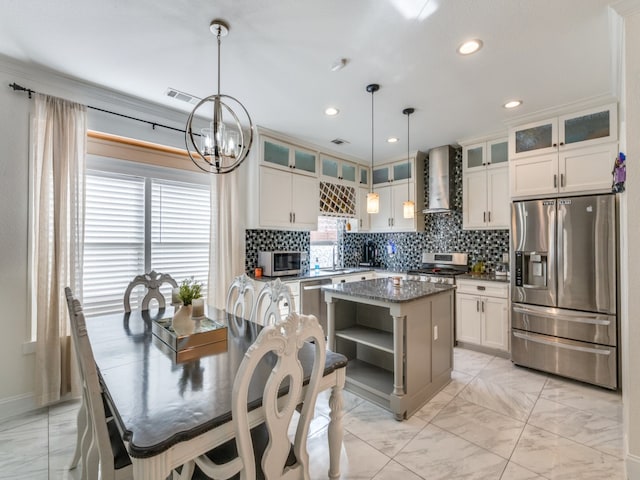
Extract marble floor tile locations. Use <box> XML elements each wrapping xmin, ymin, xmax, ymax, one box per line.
<box><xmin>412</xmin><ymin>390</ymin><xmax>454</xmax><ymax>423</ymax></box>
<box><xmin>510</xmin><ymin>424</ymin><xmax>625</xmax><ymax>479</ymax></box>
<box><xmin>540</xmin><ymin>378</ymin><xmax>622</xmax><ymax>421</ymax></box>
<box><xmin>432</xmin><ymin>396</ymin><xmax>525</xmax><ymax>459</ymax></box>
<box><xmin>477</xmin><ymin>358</ymin><xmax>548</xmax><ymax>395</ymax></box>
<box><xmin>0</xmin><ymin>407</ymin><xmax>48</xmax><ymax>433</ymax></box>
<box><xmin>0</xmin><ymin>452</ymin><xmax>48</xmax><ymax>480</ymax></box>
<box><xmin>372</xmin><ymin>459</ymin><xmax>424</xmax><ymax>480</ymax></box>
<box><xmin>307</xmin><ymin>429</ymin><xmax>391</xmax><ymax>480</ymax></box>
<box><xmin>500</xmin><ymin>462</ymin><xmax>548</xmax><ymax>480</ymax></box>
<box><xmin>457</xmin><ymin>376</ymin><xmax>538</xmax><ymax>422</ymax></box>
<box><xmin>394</xmin><ymin>424</ymin><xmax>507</xmax><ymax>480</ymax></box>
<box><xmin>315</xmin><ymin>387</ymin><xmax>365</xmax><ymax>417</ymax></box>
<box><xmin>527</xmin><ymin>397</ymin><xmax>623</xmax><ymax>458</ymax></box>
<box><xmin>343</xmin><ymin>400</ymin><xmax>426</xmax><ymax>457</ymax></box>
<box><xmin>453</xmin><ymin>348</ymin><xmax>495</xmax><ymax>377</ymax></box>
<box><xmin>440</xmin><ymin>369</ymin><xmax>474</xmax><ymax>397</ymax></box>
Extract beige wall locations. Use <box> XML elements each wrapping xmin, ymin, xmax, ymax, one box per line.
<box><xmin>621</xmin><ymin>5</ymin><xmax>640</xmax><ymax>478</ymax></box>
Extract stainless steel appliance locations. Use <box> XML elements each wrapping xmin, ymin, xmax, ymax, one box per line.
<box><xmin>299</xmin><ymin>277</ymin><xmax>333</xmax><ymax>334</ymax></box>
<box><xmin>258</xmin><ymin>251</ymin><xmax>304</xmax><ymax>277</ymax></box>
<box><xmin>422</xmin><ymin>145</ymin><xmax>456</xmax><ymax>213</ymax></box>
<box><xmin>511</xmin><ymin>194</ymin><xmax>618</xmax><ymax>389</ymax></box>
<box><xmin>407</xmin><ymin>252</ymin><xmax>469</xmax><ymax>284</ymax></box>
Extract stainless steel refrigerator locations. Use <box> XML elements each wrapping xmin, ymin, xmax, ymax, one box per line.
<box><xmin>511</xmin><ymin>194</ymin><xmax>618</xmax><ymax>389</ymax></box>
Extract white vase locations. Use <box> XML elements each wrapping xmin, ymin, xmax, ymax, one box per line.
<box><xmin>172</xmin><ymin>305</ymin><xmax>195</xmax><ymax>336</ymax></box>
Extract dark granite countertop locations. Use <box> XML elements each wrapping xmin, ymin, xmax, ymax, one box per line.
<box><xmin>458</xmin><ymin>273</ymin><xmax>510</xmax><ymax>283</ymax></box>
<box><xmin>322</xmin><ymin>277</ymin><xmax>455</xmax><ymax>303</ymax></box>
<box><xmin>251</xmin><ymin>267</ymin><xmax>377</xmax><ymax>282</ymax></box>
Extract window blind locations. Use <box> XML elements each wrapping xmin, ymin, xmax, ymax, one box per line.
<box><xmin>82</xmin><ymin>168</ymin><xmax>210</xmax><ymax>317</ymax></box>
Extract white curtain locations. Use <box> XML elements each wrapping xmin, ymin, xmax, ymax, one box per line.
<box><xmin>208</xmin><ymin>167</ymin><xmax>246</xmax><ymax>310</ymax></box>
<box><xmin>32</xmin><ymin>93</ymin><xmax>86</xmax><ymax>406</ymax></box>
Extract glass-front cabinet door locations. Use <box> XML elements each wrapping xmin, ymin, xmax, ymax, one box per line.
<box><xmin>487</xmin><ymin>139</ymin><xmax>508</xmax><ymax>166</ymax></box>
<box><xmin>293</xmin><ymin>147</ymin><xmax>317</xmax><ymax>174</ymax></box>
<box><xmin>463</xmin><ymin>143</ymin><xmax>485</xmax><ymax>172</ymax></box>
<box><xmin>372</xmin><ymin>165</ymin><xmax>390</xmax><ymax>185</ymax></box>
<box><xmin>262</xmin><ymin>138</ymin><xmax>291</xmax><ymax>168</ymax></box>
<box><xmin>509</xmin><ymin>118</ymin><xmax>558</xmax><ymax>160</ymax></box>
<box><xmin>341</xmin><ymin>161</ymin><xmax>357</xmax><ymax>183</ymax></box>
<box><xmin>393</xmin><ymin>159</ymin><xmax>413</xmax><ymax>182</ymax></box>
<box><xmin>359</xmin><ymin>166</ymin><xmax>369</xmax><ymax>186</ymax></box>
<box><xmin>321</xmin><ymin>155</ymin><xmax>339</xmax><ymax>179</ymax></box>
<box><xmin>558</xmin><ymin>103</ymin><xmax>617</xmax><ymax>149</ymax></box>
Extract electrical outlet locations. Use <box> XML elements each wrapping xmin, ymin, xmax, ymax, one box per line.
<box><xmin>434</xmin><ymin>325</ymin><xmax>438</xmax><ymax>340</ymax></box>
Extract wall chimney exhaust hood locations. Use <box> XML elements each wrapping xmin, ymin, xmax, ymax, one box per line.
<box><xmin>423</xmin><ymin>145</ymin><xmax>456</xmax><ymax>213</ymax></box>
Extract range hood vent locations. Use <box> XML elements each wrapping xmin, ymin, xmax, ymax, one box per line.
<box><xmin>423</xmin><ymin>145</ymin><xmax>456</xmax><ymax>214</ymax></box>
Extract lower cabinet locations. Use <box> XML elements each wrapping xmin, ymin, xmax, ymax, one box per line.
<box><xmin>456</xmin><ymin>279</ymin><xmax>509</xmax><ymax>353</ymax></box>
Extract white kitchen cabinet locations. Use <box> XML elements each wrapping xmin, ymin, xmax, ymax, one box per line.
<box><xmin>369</xmin><ymin>154</ymin><xmax>425</xmax><ymax>232</ymax></box>
<box><xmin>261</xmin><ymin>136</ymin><xmax>317</xmax><ymax>175</ymax></box>
<box><xmin>456</xmin><ymin>278</ymin><xmax>509</xmax><ymax>353</ymax></box>
<box><xmin>462</xmin><ymin>137</ymin><xmax>509</xmax><ymax>230</ymax></box>
<box><xmin>259</xmin><ymin>166</ymin><xmax>319</xmax><ymax>230</ymax></box>
<box><xmin>509</xmin><ymin>103</ymin><xmax>618</xmax><ymax>198</ymax></box>
<box><xmin>353</xmin><ymin>186</ymin><xmax>370</xmax><ymax>232</ymax></box>
<box><xmin>510</xmin><ymin>142</ymin><xmax>618</xmax><ymax>198</ymax></box>
<box><xmin>321</xmin><ymin>154</ymin><xmax>358</xmax><ymax>186</ymax></box>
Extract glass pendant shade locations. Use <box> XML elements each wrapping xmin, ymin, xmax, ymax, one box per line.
<box><xmin>186</xmin><ymin>20</ymin><xmax>253</xmax><ymax>174</ymax></box>
<box><xmin>367</xmin><ymin>192</ymin><xmax>380</xmax><ymax>214</ymax></box>
<box><xmin>403</xmin><ymin>200</ymin><xmax>415</xmax><ymax>218</ymax></box>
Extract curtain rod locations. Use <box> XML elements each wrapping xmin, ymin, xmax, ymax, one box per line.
<box><xmin>9</xmin><ymin>82</ymin><xmax>187</xmax><ymax>135</ymax></box>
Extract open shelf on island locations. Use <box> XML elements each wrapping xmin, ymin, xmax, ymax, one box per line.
<box><xmin>345</xmin><ymin>359</ymin><xmax>393</xmax><ymax>398</ymax></box>
<box><xmin>335</xmin><ymin>326</ymin><xmax>394</xmax><ymax>353</ymax></box>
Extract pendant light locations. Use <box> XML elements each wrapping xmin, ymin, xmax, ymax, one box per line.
<box><xmin>402</xmin><ymin>107</ymin><xmax>415</xmax><ymax>219</ymax></box>
<box><xmin>366</xmin><ymin>84</ymin><xmax>380</xmax><ymax>214</ymax></box>
<box><xmin>185</xmin><ymin>19</ymin><xmax>254</xmax><ymax>174</ymax></box>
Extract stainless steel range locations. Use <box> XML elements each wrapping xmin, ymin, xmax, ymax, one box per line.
<box><xmin>407</xmin><ymin>252</ymin><xmax>469</xmax><ymax>284</ymax></box>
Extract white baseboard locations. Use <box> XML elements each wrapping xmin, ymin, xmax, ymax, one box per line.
<box><xmin>627</xmin><ymin>453</ymin><xmax>640</xmax><ymax>480</ymax></box>
<box><xmin>0</xmin><ymin>393</ymin><xmax>39</xmax><ymax>422</ymax></box>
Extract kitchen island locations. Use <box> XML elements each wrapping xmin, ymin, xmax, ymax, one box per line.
<box><xmin>323</xmin><ymin>278</ymin><xmax>455</xmax><ymax>420</ymax></box>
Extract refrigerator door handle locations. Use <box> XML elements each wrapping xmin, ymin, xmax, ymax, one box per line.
<box><xmin>513</xmin><ymin>331</ymin><xmax>611</xmax><ymax>356</ymax></box>
<box><xmin>512</xmin><ymin>305</ymin><xmax>612</xmax><ymax>326</ymax></box>
<box><xmin>554</xmin><ymin>174</ymin><xmax>557</xmax><ymax>188</ymax></box>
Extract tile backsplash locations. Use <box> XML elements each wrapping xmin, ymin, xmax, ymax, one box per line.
<box><xmin>245</xmin><ymin>148</ymin><xmax>510</xmax><ymax>274</ymax></box>
<box><xmin>344</xmin><ymin>148</ymin><xmax>510</xmax><ymax>272</ymax></box>
<box><xmin>245</xmin><ymin>229</ymin><xmax>310</xmax><ymax>273</ymax></box>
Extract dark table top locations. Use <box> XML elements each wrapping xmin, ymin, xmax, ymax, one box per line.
<box><xmin>85</xmin><ymin>306</ymin><xmax>348</xmax><ymax>458</ymax></box>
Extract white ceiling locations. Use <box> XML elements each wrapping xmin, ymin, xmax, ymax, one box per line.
<box><xmin>0</xmin><ymin>0</ymin><xmax>617</xmax><ymax>162</ymax></box>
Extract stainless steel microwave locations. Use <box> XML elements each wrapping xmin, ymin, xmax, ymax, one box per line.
<box><xmin>258</xmin><ymin>251</ymin><xmax>305</xmax><ymax>277</ymax></box>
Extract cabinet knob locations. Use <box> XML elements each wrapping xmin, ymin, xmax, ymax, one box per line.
<box><xmin>559</xmin><ymin>142</ymin><xmax>565</xmax><ymax>146</ymax></box>
<box><xmin>553</xmin><ymin>143</ymin><xmax>557</xmax><ymax>147</ymax></box>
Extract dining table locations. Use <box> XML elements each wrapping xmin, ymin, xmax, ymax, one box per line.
<box><xmin>84</xmin><ymin>305</ymin><xmax>348</xmax><ymax>480</ymax></box>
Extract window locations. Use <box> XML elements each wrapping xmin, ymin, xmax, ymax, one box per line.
<box><xmin>82</xmin><ymin>155</ymin><xmax>210</xmax><ymax>317</ymax></box>
<box><xmin>309</xmin><ymin>216</ymin><xmax>341</xmax><ymax>269</ymax></box>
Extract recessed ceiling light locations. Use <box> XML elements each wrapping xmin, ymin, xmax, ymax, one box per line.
<box><xmin>457</xmin><ymin>39</ymin><xmax>483</xmax><ymax>55</ymax></box>
<box><xmin>504</xmin><ymin>100</ymin><xmax>523</xmax><ymax>109</ymax></box>
<box><xmin>325</xmin><ymin>107</ymin><xmax>340</xmax><ymax>116</ymax></box>
<box><xmin>387</xmin><ymin>137</ymin><xmax>399</xmax><ymax>143</ymax></box>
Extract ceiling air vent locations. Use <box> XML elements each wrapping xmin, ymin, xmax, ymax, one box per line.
<box><xmin>165</xmin><ymin>88</ymin><xmax>200</xmax><ymax>105</ymax></box>
<box><xmin>330</xmin><ymin>138</ymin><xmax>349</xmax><ymax>145</ymax></box>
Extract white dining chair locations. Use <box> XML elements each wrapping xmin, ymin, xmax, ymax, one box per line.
<box><xmin>173</xmin><ymin>312</ymin><xmax>326</xmax><ymax>480</ymax></box>
<box><xmin>253</xmin><ymin>278</ymin><xmax>296</xmax><ymax>326</ymax></box>
<box><xmin>226</xmin><ymin>273</ymin><xmax>256</xmax><ymax>335</ymax></box>
<box><xmin>123</xmin><ymin>270</ymin><xmax>178</xmax><ymax>313</ymax></box>
<box><xmin>65</xmin><ymin>287</ymin><xmax>133</xmax><ymax>480</ymax></box>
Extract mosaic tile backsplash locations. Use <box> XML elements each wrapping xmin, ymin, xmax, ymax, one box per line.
<box><xmin>245</xmin><ymin>229</ymin><xmax>310</xmax><ymax>273</ymax></box>
<box><xmin>343</xmin><ymin>148</ymin><xmax>510</xmax><ymax>272</ymax></box>
<box><xmin>245</xmin><ymin>148</ymin><xmax>510</xmax><ymax>274</ymax></box>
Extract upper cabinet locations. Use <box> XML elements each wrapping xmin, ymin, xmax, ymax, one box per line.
<box><xmin>368</xmin><ymin>154</ymin><xmax>426</xmax><ymax>232</ymax></box>
<box><xmin>509</xmin><ymin>104</ymin><xmax>618</xmax><ymax>199</ymax></box>
<box><xmin>462</xmin><ymin>137</ymin><xmax>510</xmax><ymax>230</ymax></box>
<box><xmin>320</xmin><ymin>154</ymin><xmax>358</xmax><ymax>186</ymax></box>
<box><xmin>262</xmin><ymin>136</ymin><xmax>317</xmax><ymax>175</ymax></box>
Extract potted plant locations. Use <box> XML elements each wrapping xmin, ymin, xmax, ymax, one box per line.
<box><xmin>173</xmin><ymin>277</ymin><xmax>204</xmax><ymax>333</ymax></box>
